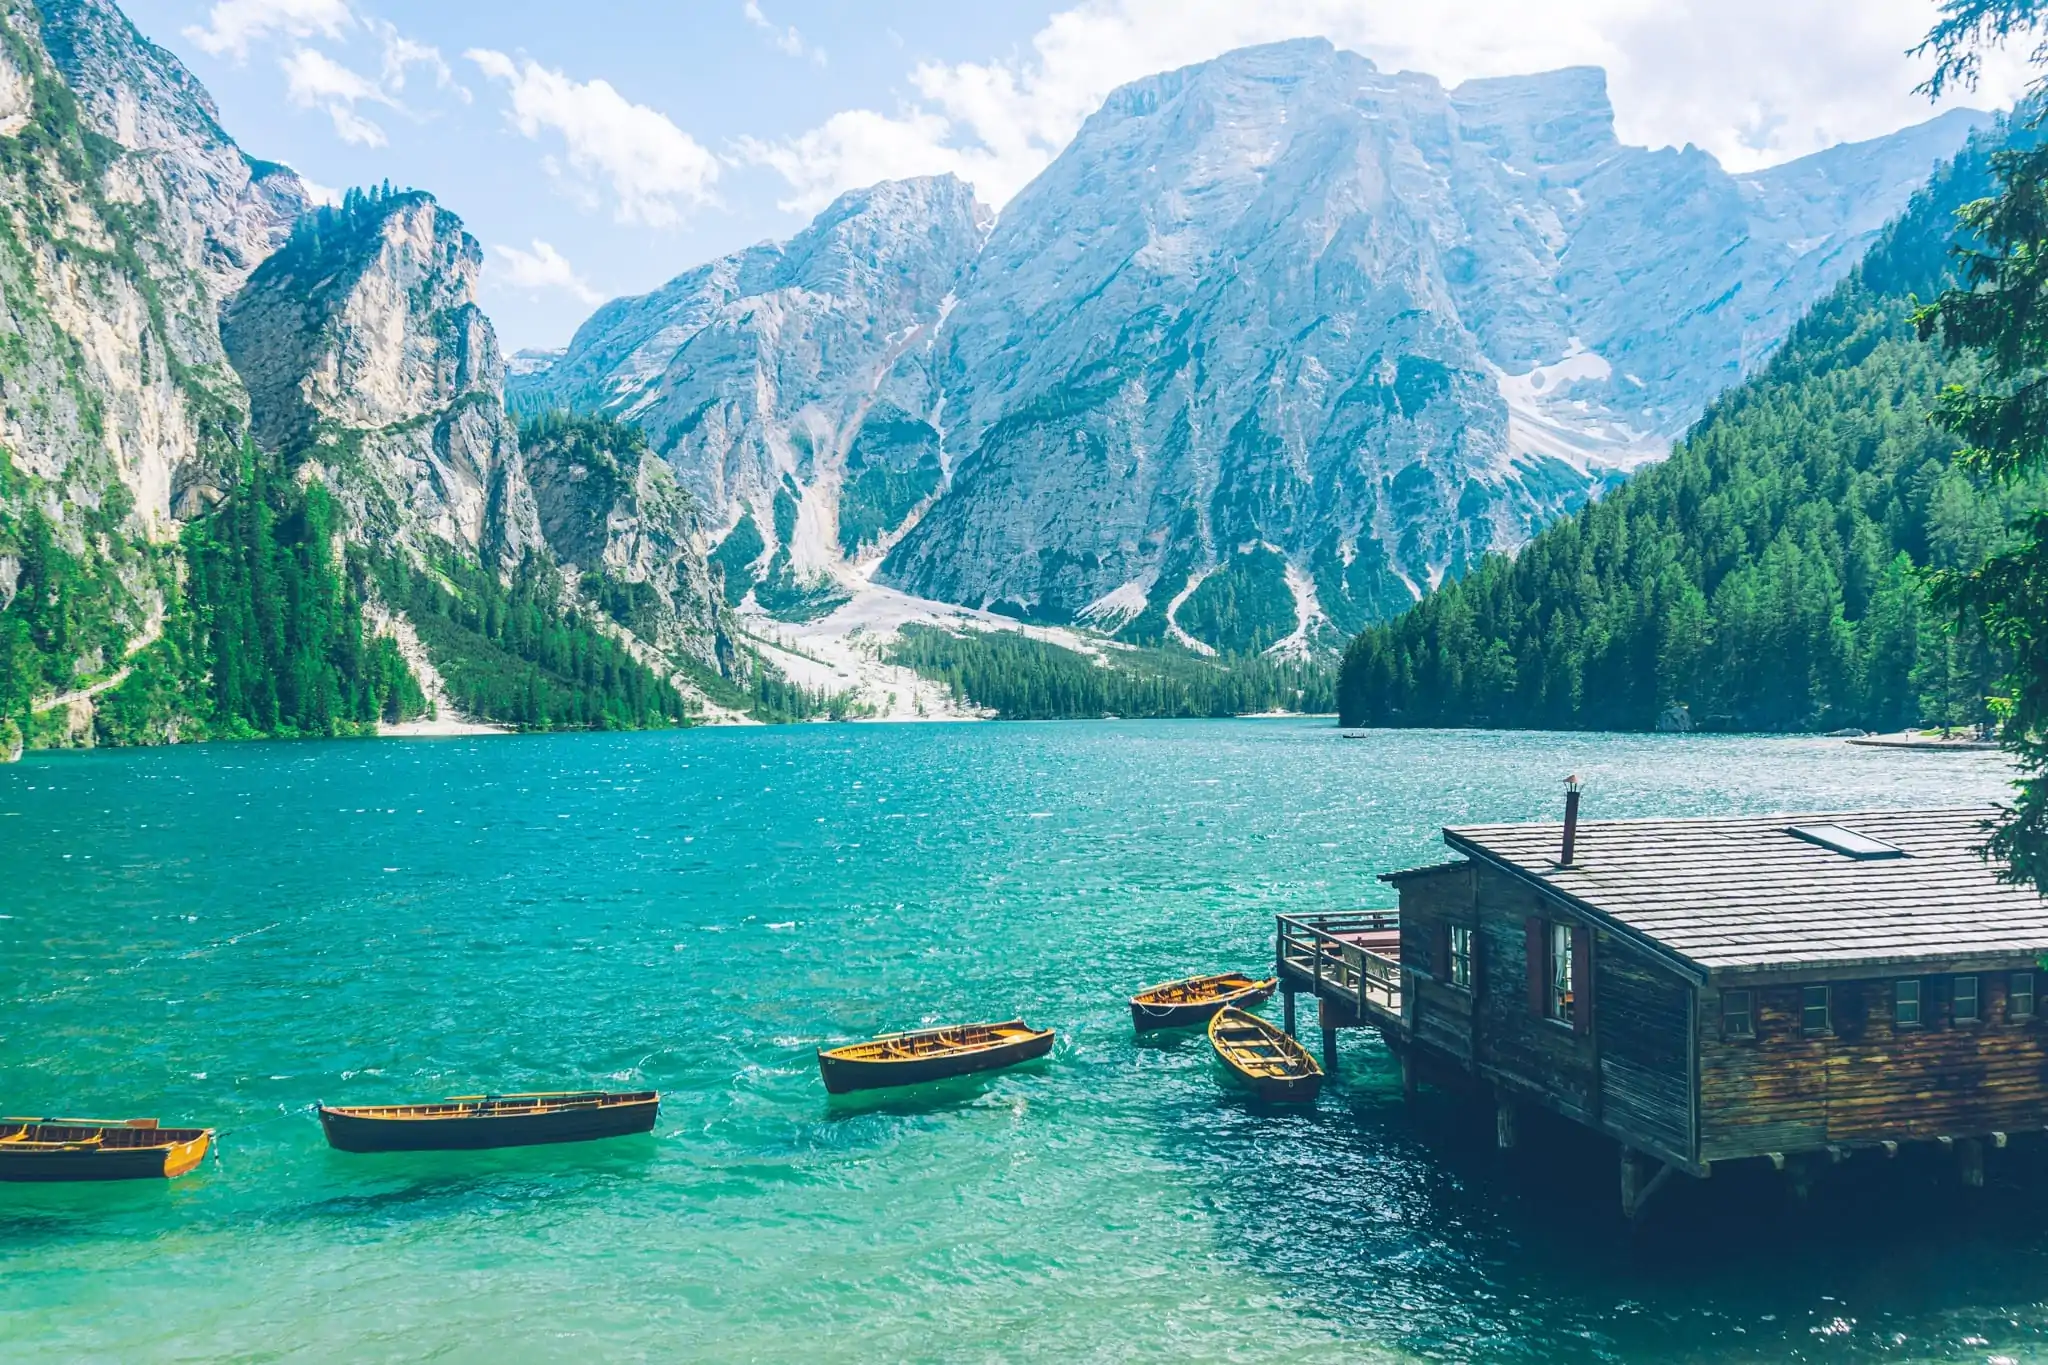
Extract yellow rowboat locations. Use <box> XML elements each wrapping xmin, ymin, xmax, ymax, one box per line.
<box><xmin>818</xmin><ymin>1020</ymin><xmax>1055</xmax><ymax>1095</ymax></box>
<box><xmin>1208</xmin><ymin>1007</ymin><xmax>1323</xmax><ymax>1104</ymax></box>
<box><xmin>0</xmin><ymin>1118</ymin><xmax>213</xmax><ymax>1181</ymax></box>
<box><xmin>317</xmin><ymin>1090</ymin><xmax>659</xmax><ymax>1153</ymax></box>
<box><xmin>1129</xmin><ymin>972</ymin><xmax>1277</xmax><ymax>1031</ymax></box>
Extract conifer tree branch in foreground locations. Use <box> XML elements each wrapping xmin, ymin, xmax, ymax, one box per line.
<box><xmin>1913</xmin><ymin>0</ymin><xmax>2048</xmax><ymax>892</ymax></box>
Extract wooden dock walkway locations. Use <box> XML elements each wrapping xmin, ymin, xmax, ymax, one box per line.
<box><xmin>1273</xmin><ymin>911</ymin><xmax>1403</xmax><ymax>1071</ymax></box>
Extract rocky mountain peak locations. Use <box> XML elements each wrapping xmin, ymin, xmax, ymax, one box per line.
<box><xmin>784</xmin><ymin>173</ymin><xmax>991</xmax><ymax>294</ymax></box>
<box><xmin>1450</xmin><ymin>66</ymin><xmax>1617</xmax><ymax>170</ymax></box>
<box><xmin>519</xmin><ymin>37</ymin><xmax>1989</xmax><ymax>656</ymax></box>
<box><xmin>225</xmin><ymin>188</ymin><xmax>539</xmax><ymax>565</ymax></box>
<box><xmin>508</xmin><ymin>171</ymin><xmax>994</xmax><ymax>610</ymax></box>
<box><xmin>37</xmin><ymin>0</ymin><xmax>309</xmax><ymax>297</ymax></box>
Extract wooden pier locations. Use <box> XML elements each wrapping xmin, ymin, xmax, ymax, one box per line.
<box><xmin>1273</xmin><ymin>911</ymin><xmax>1403</xmax><ymax>1076</ymax></box>
<box><xmin>1277</xmin><ymin>796</ymin><xmax>2048</xmax><ymax>1222</ymax></box>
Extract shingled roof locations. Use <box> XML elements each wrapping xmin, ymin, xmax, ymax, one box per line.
<box><xmin>1437</xmin><ymin>807</ymin><xmax>2048</xmax><ymax>977</ymax></box>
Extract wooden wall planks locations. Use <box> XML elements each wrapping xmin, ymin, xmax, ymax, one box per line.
<box><xmin>1698</xmin><ymin>970</ymin><xmax>2048</xmax><ymax>1161</ymax></box>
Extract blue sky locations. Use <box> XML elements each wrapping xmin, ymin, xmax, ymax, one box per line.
<box><xmin>115</xmin><ymin>1</ymin><xmax>2031</xmax><ymax>353</ymax></box>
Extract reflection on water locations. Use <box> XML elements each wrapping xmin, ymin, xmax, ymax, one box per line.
<box><xmin>0</xmin><ymin>722</ymin><xmax>2034</xmax><ymax>1360</ymax></box>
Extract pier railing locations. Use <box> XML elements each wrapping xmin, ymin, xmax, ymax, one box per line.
<box><xmin>1275</xmin><ymin>911</ymin><xmax>1402</xmax><ymax>1020</ymax></box>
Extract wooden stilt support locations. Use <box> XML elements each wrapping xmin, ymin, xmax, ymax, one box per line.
<box><xmin>1787</xmin><ymin>1154</ymin><xmax>1811</xmax><ymax>1205</ymax></box>
<box><xmin>1619</xmin><ymin>1147</ymin><xmax>1675</xmax><ymax>1223</ymax></box>
<box><xmin>1958</xmin><ymin>1137</ymin><xmax>1985</xmax><ymax>1188</ymax></box>
<box><xmin>1282</xmin><ymin>989</ymin><xmax>1296</xmax><ymax>1038</ymax></box>
<box><xmin>1321</xmin><ymin>1023</ymin><xmax>1339</xmax><ymax>1075</ymax></box>
<box><xmin>1495</xmin><ymin>1091</ymin><xmax>1517</xmax><ymax>1150</ymax></box>
<box><xmin>1398</xmin><ymin>1047</ymin><xmax>1417</xmax><ymax>1103</ymax></box>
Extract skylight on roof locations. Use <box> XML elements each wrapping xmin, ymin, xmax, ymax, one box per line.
<box><xmin>1785</xmin><ymin>823</ymin><xmax>1907</xmax><ymax>860</ymax></box>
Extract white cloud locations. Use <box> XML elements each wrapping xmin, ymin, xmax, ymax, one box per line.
<box><xmin>743</xmin><ymin>1</ymin><xmax>826</xmax><ymax>67</ymax></box>
<box><xmin>744</xmin><ymin>0</ymin><xmax>2038</xmax><ymax>214</ymax></box>
<box><xmin>737</xmin><ymin>108</ymin><xmax>985</xmax><ymax>215</ymax></box>
<box><xmin>467</xmin><ymin>50</ymin><xmax>721</xmax><ymax>226</ymax></box>
<box><xmin>185</xmin><ymin>0</ymin><xmax>352</xmax><ymax>62</ymax></box>
<box><xmin>489</xmin><ymin>240</ymin><xmax>604</xmax><ymax>304</ymax></box>
<box><xmin>281</xmin><ymin>47</ymin><xmax>395</xmax><ymax>146</ymax></box>
<box><xmin>369</xmin><ymin>18</ymin><xmax>461</xmax><ymax>99</ymax></box>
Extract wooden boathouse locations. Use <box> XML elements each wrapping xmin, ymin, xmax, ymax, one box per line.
<box><xmin>1277</xmin><ymin>792</ymin><xmax>2048</xmax><ymax>1218</ymax></box>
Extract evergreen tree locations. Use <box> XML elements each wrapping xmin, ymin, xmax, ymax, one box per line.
<box><xmin>892</xmin><ymin>626</ymin><xmax>1335</xmax><ymax>719</ymax></box>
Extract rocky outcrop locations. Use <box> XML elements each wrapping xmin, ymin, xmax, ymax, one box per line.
<box><xmin>38</xmin><ymin>0</ymin><xmax>309</xmax><ymax>301</ymax></box>
<box><xmin>523</xmin><ymin>413</ymin><xmax>738</xmax><ymax>673</ymax></box>
<box><xmin>223</xmin><ymin>189</ymin><xmax>542</xmax><ymax>568</ymax></box>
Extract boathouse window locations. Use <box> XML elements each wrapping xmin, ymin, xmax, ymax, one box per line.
<box><xmin>1801</xmin><ymin>985</ymin><xmax>1830</xmax><ymax>1035</ymax></box>
<box><xmin>1895</xmin><ymin>979</ymin><xmax>1922</xmax><ymax>1027</ymax></box>
<box><xmin>1721</xmin><ymin>990</ymin><xmax>1755</xmax><ymax>1040</ymax></box>
<box><xmin>1449</xmin><ymin>926</ymin><xmax>1472</xmax><ymax>989</ymax></box>
<box><xmin>1954</xmin><ymin>975</ymin><xmax>1981</xmax><ymax>1024</ymax></box>
<box><xmin>2013</xmin><ymin>972</ymin><xmax>2036</xmax><ymax>1021</ymax></box>
<box><xmin>1548</xmin><ymin>921</ymin><xmax>1573</xmax><ymax>1023</ymax></box>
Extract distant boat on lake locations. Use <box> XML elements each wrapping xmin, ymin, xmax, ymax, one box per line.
<box><xmin>317</xmin><ymin>1091</ymin><xmax>659</xmax><ymax>1152</ymax></box>
<box><xmin>1130</xmin><ymin>972</ymin><xmax>1276</xmax><ymax>1031</ymax></box>
<box><xmin>1209</xmin><ymin>1008</ymin><xmax>1323</xmax><ymax>1103</ymax></box>
<box><xmin>818</xmin><ymin>1021</ymin><xmax>1055</xmax><ymax>1094</ymax></box>
<box><xmin>0</xmin><ymin>1117</ymin><xmax>213</xmax><ymax>1181</ymax></box>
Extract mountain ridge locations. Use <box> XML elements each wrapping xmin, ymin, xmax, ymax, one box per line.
<box><xmin>516</xmin><ymin>37</ymin><xmax>1989</xmax><ymax>657</ymax></box>
<box><xmin>0</xmin><ymin>1</ymin><xmax>751</xmax><ymax>752</ymax></box>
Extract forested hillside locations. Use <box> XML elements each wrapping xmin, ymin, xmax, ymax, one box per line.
<box><xmin>1337</xmin><ymin>121</ymin><xmax>2033</xmax><ymax>734</ymax></box>
<box><xmin>892</xmin><ymin>626</ymin><xmax>1335</xmax><ymax>720</ymax></box>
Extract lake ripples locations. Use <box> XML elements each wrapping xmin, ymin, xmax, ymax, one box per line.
<box><xmin>0</xmin><ymin>722</ymin><xmax>2036</xmax><ymax>1361</ymax></box>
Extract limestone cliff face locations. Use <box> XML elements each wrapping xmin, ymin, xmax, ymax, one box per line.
<box><xmin>523</xmin><ymin>414</ymin><xmax>738</xmax><ymax>674</ymax></box>
<box><xmin>0</xmin><ymin>0</ymin><xmax>308</xmax><ymax>725</ymax></box>
<box><xmin>39</xmin><ymin>0</ymin><xmax>307</xmax><ymax>302</ymax></box>
<box><xmin>223</xmin><ymin>191</ymin><xmax>542</xmax><ymax>567</ymax></box>
<box><xmin>5</xmin><ymin>0</ymin><xmax>310</xmax><ymax>527</ymax></box>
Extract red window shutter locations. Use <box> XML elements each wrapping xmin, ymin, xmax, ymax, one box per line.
<box><xmin>1571</xmin><ymin>925</ymin><xmax>1592</xmax><ymax>1035</ymax></box>
<box><xmin>1525</xmin><ymin>917</ymin><xmax>1545</xmax><ymax>1017</ymax></box>
<box><xmin>1432</xmin><ymin>924</ymin><xmax>1450</xmax><ymax>980</ymax></box>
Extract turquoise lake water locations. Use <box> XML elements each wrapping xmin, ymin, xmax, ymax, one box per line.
<box><xmin>0</xmin><ymin>720</ymin><xmax>2037</xmax><ymax>1362</ymax></box>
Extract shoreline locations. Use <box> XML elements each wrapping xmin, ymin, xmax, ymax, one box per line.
<box><xmin>1848</xmin><ymin>731</ymin><xmax>2000</xmax><ymax>752</ymax></box>
<box><xmin>376</xmin><ymin>717</ymin><xmax>513</xmax><ymax>739</ymax></box>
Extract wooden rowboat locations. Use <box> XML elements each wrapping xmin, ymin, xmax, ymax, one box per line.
<box><xmin>316</xmin><ymin>1090</ymin><xmax>659</xmax><ymax>1153</ymax></box>
<box><xmin>0</xmin><ymin>1117</ymin><xmax>213</xmax><ymax>1182</ymax></box>
<box><xmin>1208</xmin><ymin>1007</ymin><xmax>1323</xmax><ymax>1103</ymax></box>
<box><xmin>818</xmin><ymin>1020</ymin><xmax>1055</xmax><ymax>1095</ymax></box>
<box><xmin>1130</xmin><ymin>972</ymin><xmax>1277</xmax><ymax>1031</ymax></box>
